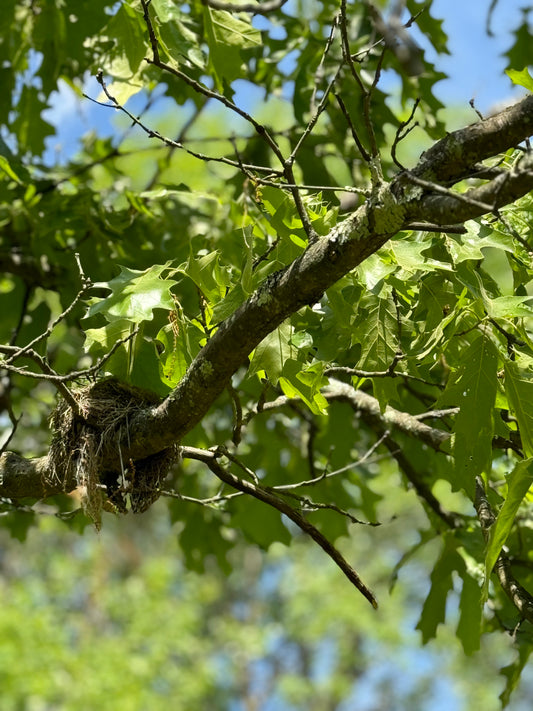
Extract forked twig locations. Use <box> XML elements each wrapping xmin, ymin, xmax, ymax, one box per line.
<box><xmin>185</xmin><ymin>445</ymin><xmax>378</xmax><ymax>608</ymax></box>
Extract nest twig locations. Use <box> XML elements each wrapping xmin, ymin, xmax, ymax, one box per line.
<box><xmin>49</xmin><ymin>378</ymin><xmax>179</xmax><ymax>527</ymax></box>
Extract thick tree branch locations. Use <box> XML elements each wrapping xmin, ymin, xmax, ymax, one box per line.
<box><xmin>3</xmin><ymin>96</ymin><xmax>533</xmax><ymax>489</ymax></box>
<box><xmin>406</xmin><ymin>152</ymin><xmax>533</xmax><ymax>225</ymax></box>
<box><xmin>201</xmin><ymin>0</ymin><xmax>288</xmax><ymax>13</ymax></box>
<box><xmin>0</xmin><ymin>452</ymin><xmax>64</xmax><ymax>499</ymax></box>
<box><xmin>407</xmin><ymin>94</ymin><xmax>533</xmax><ymax>185</ymax></box>
<box><xmin>123</xmin><ymin>97</ymin><xmax>533</xmax><ymax>461</ymax></box>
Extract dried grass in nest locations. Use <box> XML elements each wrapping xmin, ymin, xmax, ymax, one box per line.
<box><xmin>49</xmin><ymin>378</ymin><xmax>179</xmax><ymax>527</ymax></box>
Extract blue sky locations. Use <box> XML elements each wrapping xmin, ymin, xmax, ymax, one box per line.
<box><xmin>42</xmin><ymin>0</ymin><xmax>529</xmax><ymax>164</ymax></box>
<box><xmin>428</xmin><ymin>0</ymin><xmax>527</xmax><ymax>111</ymax></box>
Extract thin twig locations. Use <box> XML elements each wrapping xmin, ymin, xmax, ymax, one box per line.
<box><xmin>404</xmin><ymin>222</ymin><xmax>467</xmax><ymax>234</ymax></box>
<box><xmin>391</xmin><ymin>98</ymin><xmax>420</xmax><ymax>169</ymax></box>
<box><xmin>334</xmin><ymin>93</ymin><xmax>371</xmax><ymax>162</ymax></box>
<box><xmin>278</xmin><ymin>486</ymin><xmax>380</xmax><ymax>526</ymax></box>
<box><xmin>310</xmin><ymin>13</ymin><xmax>341</xmax><ymax>113</ymax></box>
<box><xmin>339</xmin><ymin>0</ymin><xmax>376</xmax><ymax>163</ymax></box>
<box><xmin>215</xmin><ymin>445</ymin><xmax>259</xmax><ymax>485</ymax></box>
<box><xmin>228</xmin><ymin>383</ymin><xmax>244</xmax><ymax>445</ymax></box>
<box><xmin>5</xmin><ymin>253</ymin><xmax>92</xmax><ymax>366</ymax></box>
<box><xmin>380</xmin><ymin>433</ymin><xmax>463</xmax><ymax>529</ymax></box>
<box><xmin>0</xmin><ymin>413</ymin><xmax>22</xmax><ymax>456</ymax></box>
<box><xmin>160</xmin><ymin>487</ymin><xmax>243</xmax><ymax>506</ymax></box>
<box><xmin>273</xmin><ymin>433</ymin><xmax>391</xmax><ymax>491</ymax></box>
<box><xmin>83</xmin><ymin>83</ymin><xmax>276</xmax><ymax>175</ymax></box>
<box><xmin>405</xmin><ymin>171</ymin><xmax>497</xmax><ymax>214</ymax></box>
<box><xmin>184</xmin><ymin>446</ymin><xmax>378</xmax><ymax>607</ymax></box>
<box><xmin>139</xmin><ymin>4</ymin><xmax>284</xmax><ymax>160</ymax></box>
<box><xmin>9</xmin><ymin>283</ymin><xmax>33</xmax><ymax>346</ymax></box>
<box><xmin>325</xmin><ymin>360</ymin><xmax>441</xmax><ymax>388</ymax></box>
<box><xmin>0</xmin><ymin>328</ymin><xmax>140</xmax><ymax>384</ymax></box>
<box><xmin>1</xmin><ymin>353</ymin><xmax>80</xmax><ymax>416</ymax></box>
<box><xmin>253</xmin><ymin>176</ymin><xmax>368</xmax><ymax>195</ymax></box>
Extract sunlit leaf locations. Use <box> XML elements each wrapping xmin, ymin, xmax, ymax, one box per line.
<box><xmin>505</xmin><ymin>67</ymin><xmax>533</xmax><ymax>91</ymax></box>
<box><xmin>87</xmin><ymin>264</ymin><xmax>177</xmax><ymax>324</ymax></box>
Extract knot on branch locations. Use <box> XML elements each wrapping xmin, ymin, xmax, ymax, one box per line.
<box><xmin>49</xmin><ymin>378</ymin><xmax>180</xmax><ymax>527</ymax></box>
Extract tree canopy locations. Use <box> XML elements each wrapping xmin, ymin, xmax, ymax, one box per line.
<box><xmin>2</xmin><ymin>0</ymin><xmax>533</xmax><ymax>704</ymax></box>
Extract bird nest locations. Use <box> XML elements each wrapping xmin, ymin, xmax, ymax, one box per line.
<box><xmin>49</xmin><ymin>378</ymin><xmax>179</xmax><ymax>527</ymax></box>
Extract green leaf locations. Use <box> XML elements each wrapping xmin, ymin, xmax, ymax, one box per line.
<box><xmin>389</xmin><ymin>237</ymin><xmax>452</xmax><ymax>272</ymax></box>
<box><xmin>279</xmin><ymin>359</ymin><xmax>328</xmax><ymax>415</ymax></box>
<box><xmin>205</xmin><ymin>7</ymin><xmax>262</xmax><ymax>50</ymax></box>
<box><xmin>485</xmin><ymin>295</ymin><xmax>533</xmax><ymax>318</ymax></box>
<box><xmin>357</xmin><ymin>253</ymin><xmax>396</xmax><ymax>291</ymax></box>
<box><xmin>504</xmin><ymin>360</ymin><xmax>533</xmax><ymax>457</ymax></box>
<box><xmin>3</xmin><ymin>510</ymin><xmax>36</xmax><ymax>542</ymax></box>
<box><xmin>156</xmin><ymin>316</ymin><xmax>202</xmax><ymax>388</ymax></box>
<box><xmin>456</xmin><ymin>570</ymin><xmax>482</xmax><ymax>655</ymax></box>
<box><xmin>204</xmin><ymin>7</ymin><xmax>261</xmax><ymax>88</ymax></box>
<box><xmin>178</xmin><ymin>249</ymin><xmax>230</xmax><ymax>306</ymax></box>
<box><xmin>446</xmin><ymin>333</ymin><xmax>498</xmax><ymax>492</ymax></box>
<box><xmin>500</xmin><ymin>640</ymin><xmax>533</xmax><ymax>708</ymax></box>
<box><xmin>483</xmin><ymin>459</ymin><xmax>533</xmax><ymax>600</ymax></box>
<box><xmin>229</xmin><ymin>496</ymin><xmax>291</xmax><ymax>550</ymax></box>
<box><xmin>354</xmin><ymin>293</ymin><xmax>399</xmax><ymax>409</ymax></box>
<box><xmin>445</xmin><ymin>221</ymin><xmax>515</xmax><ymax>264</ymax></box>
<box><xmin>11</xmin><ymin>86</ymin><xmax>54</xmax><ymax>155</ymax></box>
<box><xmin>210</xmin><ymin>283</ymin><xmax>246</xmax><ymax>323</ymax></box>
<box><xmin>356</xmin><ymin>294</ymin><xmax>398</xmax><ymax>369</ymax></box>
<box><xmin>241</xmin><ymin>225</ymin><xmax>254</xmax><ymax>295</ymax></box>
<box><xmin>248</xmin><ymin>322</ymin><xmax>293</xmax><ymax>383</ymax></box>
<box><xmin>505</xmin><ymin>67</ymin><xmax>533</xmax><ymax>91</ymax></box>
<box><xmin>416</xmin><ymin>535</ymin><xmax>460</xmax><ymax>643</ymax></box>
<box><xmin>260</xmin><ymin>185</ymin><xmax>305</xmax><ymax>241</ymax></box>
<box><xmin>0</xmin><ymin>155</ymin><xmax>24</xmax><ymax>184</ymax></box>
<box><xmin>104</xmin><ymin>2</ymin><xmax>146</xmax><ymax>76</ymax></box>
<box><xmin>84</xmin><ymin>319</ymin><xmax>132</xmax><ymax>354</ymax></box>
<box><xmin>87</xmin><ymin>264</ymin><xmax>177</xmax><ymax>324</ymax></box>
<box><xmin>173</xmin><ymin>504</ymin><xmax>233</xmax><ymax>574</ymax></box>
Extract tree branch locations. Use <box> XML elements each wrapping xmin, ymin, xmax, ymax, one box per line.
<box><xmin>0</xmin><ymin>452</ymin><xmax>64</xmax><ymax>499</ymax></box>
<box><xmin>3</xmin><ymin>96</ymin><xmax>533</xmax><ymax>488</ymax></box>
<box><xmin>407</xmin><ymin>94</ymin><xmax>533</xmax><ymax>185</ymax></box>
<box><xmin>201</xmin><ymin>0</ymin><xmax>288</xmax><ymax>13</ymax></box>
<box><xmin>323</xmin><ymin>380</ymin><xmax>450</xmax><ymax>451</ymax></box>
<box><xmin>474</xmin><ymin>476</ymin><xmax>533</xmax><ymax>624</ymax></box>
<box><xmin>407</xmin><ymin>152</ymin><xmax>533</xmax><ymax>225</ymax></box>
<box><xmin>122</xmin><ymin>96</ymin><xmax>533</xmax><ymax>462</ymax></box>
<box><xmin>184</xmin><ymin>446</ymin><xmax>378</xmax><ymax>608</ymax></box>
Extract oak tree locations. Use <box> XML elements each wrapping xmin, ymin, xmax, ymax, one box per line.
<box><xmin>2</xmin><ymin>0</ymin><xmax>533</xmax><ymax>702</ymax></box>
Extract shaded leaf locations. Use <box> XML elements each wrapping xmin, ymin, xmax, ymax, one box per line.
<box><xmin>248</xmin><ymin>322</ymin><xmax>293</xmax><ymax>383</ymax></box>
<box><xmin>504</xmin><ymin>361</ymin><xmax>533</xmax><ymax>456</ymax></box>
<box><xmin>416</xmin><ymin>535</ymin><xmax>460</xmax><ymax>643</ymax></box>
<box><xmin>483</xmin><ymin>459</ymin><xmax>533</xmax><ymax>600</ymax></box>
<box><xmin>500</xmin><ymin>640</ymin><xmax>533</xmax><ymax>708</ymax></box>
<box><xmin>229</xmin><ymin>496</ymin><xmax>291</xmax><ymax>550</ymax></box>
<box><xmin>443</xmin><ymin>333</ymin><xmax>498</xmax><ymax>493</ymax></box>
<box><xmin>456</xmin><ymin>570</ymin><xmax>482</xmax><ymax>655</ymax></box>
